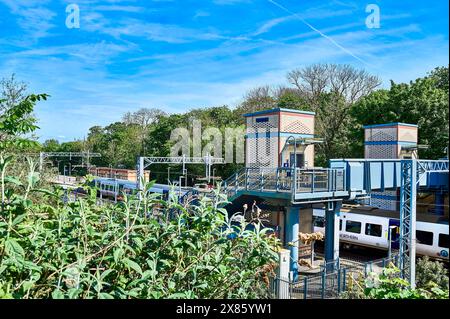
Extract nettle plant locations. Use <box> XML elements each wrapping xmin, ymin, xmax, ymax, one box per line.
<box><xmin>0</xmin><ymin>159</ymin><xmax>280</xmax><ymax>299</ymax></box>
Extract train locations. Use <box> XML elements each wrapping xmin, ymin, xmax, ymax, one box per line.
<box><xmin>74</xmin><ymin>177</ymin><xmax>192</xmax><ymax>202</ymax></box>
<box><xmin>312</xmin><ymin>205</ymin><xmax>449</xmax><ymax>261</ymax></box>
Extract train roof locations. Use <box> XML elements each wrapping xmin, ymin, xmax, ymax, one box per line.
<box><xmin>340</xmin><ymin>204</ymin><xmax>449</xmax><ymax>224</ymax></box>
<box><xmin>312</xmin><ymin>203</ymin><xmax>448</xmax><ymax>224</ymax></box>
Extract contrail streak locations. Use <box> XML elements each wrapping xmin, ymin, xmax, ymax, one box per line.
<box><xmin>267</xmin><ymin>0</ymin><xmax>369</xmax><ymax>65</ymax></box>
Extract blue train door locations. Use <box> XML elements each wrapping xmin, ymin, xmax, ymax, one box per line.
<box><xmin>388</xmin><ymin>219</ymin><xmax>400</xmax><ymax>249</ymax></box>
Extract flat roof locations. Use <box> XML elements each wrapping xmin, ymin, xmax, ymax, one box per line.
<box><xmin>243</xmin><ymin>107</ymin><xmax>315</xmax><ymax>117</ymax></box>
<box><xmin>363</xmin><ymin>122</ymin><xmax>418</xmax><ymax>129</ymax></box>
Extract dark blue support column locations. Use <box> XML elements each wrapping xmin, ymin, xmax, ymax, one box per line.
<box><xmin>285</xmin><ymin>206</ymin><xmax>300</xmax><ymax>281</ymax></box>
<box><xmin>325</xmin><ymin>201</ymin><xmax>342</xmax><ymax>271</ymax></box>
<box><xmin>435</xmin><ymin>192</ymin><xmax>445</xmax><ymax>216</ymax></box>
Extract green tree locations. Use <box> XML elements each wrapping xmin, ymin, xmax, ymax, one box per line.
<box><xmin>42</xmin><ymin>139</ymin><xmax>61</xmax><ymax>152</ymax></box>
<box><xmin>0</xmin><ymin>94</ymin><xmax>48</xmax><ymax>151</ymax></box>
<box><xmin>0</xmin><ymin>74</ymin><xmax>28</xmax><ymax>115</ymax></box>
<box><xmin>287</xmin><ymin>64</ymin><xmax>381</xmax><ymax>165</ymax></box>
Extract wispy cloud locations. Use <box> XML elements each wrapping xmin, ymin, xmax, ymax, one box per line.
<box><xmin>267</xmin><ymin>0</ymin><xmax>368</xmax><ymax>65</ymax></box>
<box><xmin>92</xmin><ymin>5</ymin><xmax>146</xmax><ymax>12</ymax></box>
<box><xmin>0</xmin><ymin>0</ymin><xmax>56</xmax><ymax>44</ymax></box>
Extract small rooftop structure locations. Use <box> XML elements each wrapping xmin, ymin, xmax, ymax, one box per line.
<box><xmin>364</xmin><ymin>122</ymin><xmax>418</xmax><ymax>159</ymax></box>
<box><xmin>244</xmin><ymin>107</ymin><xmax>316</xmax><ymax>168</ymax></box>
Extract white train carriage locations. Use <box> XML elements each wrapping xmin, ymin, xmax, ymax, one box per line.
<box><xmin>313</xmin><ymin>205</ymin><xmax>449</xmax><ymax>261</ymax></box>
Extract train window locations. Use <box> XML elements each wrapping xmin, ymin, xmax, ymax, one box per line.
<box><xmin>340</xmin><ymin>220</ymin><xmax>342</xmax><ymax>231</ymax></box>
<box><xmin>438</xmin><ymin>234</ymin><xmax>449</xmax><ymax>248</ymax></box>
<box><xmin>313</xmin><ymin>216</ymin><xmax>325</xmax><ymax>228</ymax></box>
<box><xmin>365</xmin><ymin>223</ymin><xmax>382</xmax><ymax>237</ymax></box>
<box><xmin>416</xmin><ymin>230</ymin><xmax>433</xmax><ymax>246</ymax></box>
<box><xmin>345</xmin><ymin>221</ymin><xmax>361</xmax><ymax>234</ymax></box>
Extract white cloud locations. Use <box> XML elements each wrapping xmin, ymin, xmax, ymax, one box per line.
<box><xmin>0</xmin><ymin>0</ymin><xmax>56</xmax><ymax>44</ymax></box>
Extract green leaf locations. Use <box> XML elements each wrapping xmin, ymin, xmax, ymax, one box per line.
<box><xmin>22</xmin><ymin>281</ymin><xmax>35</xmax><ymax>292</ymax></box>
<box><xmin>68</xmin><ymin>288</ymin><xmax>80</xmax><ymax>299</ymax></box>
<box><xmin>52</xmin><ymin>289</ymin><xmax>65</xmax><ymax>299</ymax></box>
<box><xmin>132</xmin><ymin>237</ymin><xmax>143</xmax><ymax>250</ymax></box>
<box><xmin>12</xmin><ymin>214</ymin><xmax>26</xmax><ymax>226</ymax></box>
<box><xmin>4</xmin><ymin>176</ymin><xmax>23</xmax><ymax>187</ymax></box>
<box><xmin>168</xmin><ymin>292</ymin><xmax>186</xmax><ymax>299</ymax></box>
<box><xmin>5</xmin><ymin>239</ymin><xmax>25</xmax><ymax>259</ymax></box>
<box><xmin>113</xmin><ymin>248</ymin><xmax>123</xmax><ymax>264</ymax></box>
<box><xmin>98</xmin><ymin>292</ymin><xmax>114</xmax><ymax>299</ymax></box>
<box><xmin>100</xmin><ymin>269</ymin><xmax>115</xmax><ymax>280</ymax></box>
<box><xmin>123</xmin><ymin>258</ymin><xmax>142</xmax><ymax>275</ymax></box>
<box><xmin>184</xmin><ymin>240</ymin><xmax>197</xmax><ymax>250</ymax></box>
<box><xmin>32</xmin><ymin>189</ymin><xmax>60</xmax><ymax>198</ymax></box>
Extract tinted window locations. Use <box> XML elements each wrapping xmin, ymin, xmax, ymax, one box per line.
<box><xmin>365</xmin><ymin>223</ymin><xmax>382</xmax><ymax>237</ymax></box>
<box><xmin>416</xmin><ymin>230</ymin><xmax>433</xmax><ymax>246</ymax></box>
<box><xmin>346</xmin><ymin>221</ymin><xmax>361</xmax><ymax>234</ymax></box>
<box><xmin>439</xmin><ymin>234</ymin><xmax>449</xmax><ymax>248</ymax></box>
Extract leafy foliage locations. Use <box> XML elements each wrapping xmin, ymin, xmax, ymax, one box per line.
<box><xmin>0</xmin><ymin>158</ymin><xmax>279</xmax><ymax>299</ymax></box>
<box><xmin>416</xmin><ymin>256</ymin><xmax>449</xmax><ymax>291</ymax></box>
<box><xmin>0</xmin><ymin>94</ymin><xmax>48</xmax><ymax>151</ymax></box>
<box><xmin>342</xmin><ymin>264</ymin><xmax>449</xmax><ymax>299</ymax></box>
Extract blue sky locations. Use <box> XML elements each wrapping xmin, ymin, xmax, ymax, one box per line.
<box><xmin>0</xmin><ymin>0</ymin><xmax>448</xmax><ymax>142</ymax></box>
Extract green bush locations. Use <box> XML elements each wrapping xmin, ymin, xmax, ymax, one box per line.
<box><xmin>416</xmin><ymin>256</ymin><xmax>449</xmax><ymax>291</ymax></box>
<box><xmin>0</xmin><ymin>158</ymin><xmax>279</xmax><ymax>299</ymax></box>
<box><xmin>342</xmin><ymin>264</ymin><xmax>449</xmax><ymax>299</ymax></box>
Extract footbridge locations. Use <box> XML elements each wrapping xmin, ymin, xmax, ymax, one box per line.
<box><xmin>222</xmin><ymin>159</ymin><xmax>448</xmax><ymax>286</ymax></box>
<box><xmin>223</xmin><ymin>159</ymin><xmax>448</xmax><ymax>204</ymax></box>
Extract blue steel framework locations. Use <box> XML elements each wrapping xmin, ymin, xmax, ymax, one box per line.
<box><xmin>399</xmin><ymin>160</ymin><xmax>416</xmax><ymax>288</ymax></box>
<box><xmin>399</xmin><ymin>159</ymin><xmax>449</xmax><ymax>288</ymax></box>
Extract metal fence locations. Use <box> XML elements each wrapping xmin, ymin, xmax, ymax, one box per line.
<box><xmin>270</xmin><ymin>254</ymin><xmax>400</xmax><ymax>299</ymax></box>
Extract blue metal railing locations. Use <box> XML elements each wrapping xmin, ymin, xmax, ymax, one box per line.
<box><xmin>222</xmin><ymin>167</ymin><xmax>346</xmax><ymax>201</ymax></box>
<box><xmin>270</xmin><ymin>254</ymin><xmax>401</xmax><ymax>299</ymax></box>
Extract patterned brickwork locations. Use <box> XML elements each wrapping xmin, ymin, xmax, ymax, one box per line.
<box><xmin>398</xmin><ymin>126</ymin><xmax>418</xmax><ymax>143</ymax></box>
<box><xmin>364</xmin><ymin>144</ymin><xmax>397</xmax><ymax>159</ymax></box>
<box><xmin>365</xmin><ymin>127</ymin><xmax>397</xmax><ymax>141</ymax></box>
<box><xmin>245</xmin><ymin>109</ymin><xmax>316</xmax><ymax>168</ymax></box>
<box><xmin>280</xmin><ymin>113</ymin><xmax>314</xmax><ymax>135</ymax></box>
